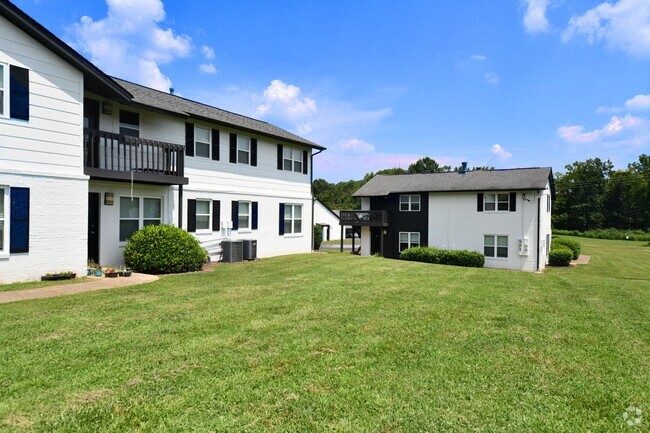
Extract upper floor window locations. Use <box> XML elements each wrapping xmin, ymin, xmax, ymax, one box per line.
<box><xmin>0</xmin><ymin>64</ymin><xmax>6</xmax><ymax>117</ymax></box>
<box><xmin>283</xmin><ymin>147</ymin><xmax>303</xmax><ymax>172</ymax></box>
<box><xmin>485</xmin><ymin>193</ymin><xmax>509</xmax><ymax>211</ymax></box>
<box><xmin>237</xmin><ymin>136</ymin><xmax>250</xmax><ymax>164</ymax></box>
<box><xmin>195</xmin><ymin>126</ymin><xmax>211</xmax><ymax>158</ymax></box>
<box><xmin>547</xmin><ymin>195</ymin><xmax>551</xmax><ymax>213</ymax></box>
<box><xmin>0</xmin><ymin>63</ymin><xmax>29</xmax><ymax>121</ymax></box>
<box><xmin>399</xmin><ymin>194</ymin><xmax>420</xmax><ymax>211</ymax></box>
<box><xmin>119</xmin><ymin>110</ymin><xmax>140</xmax><ymax>137</ymax></box>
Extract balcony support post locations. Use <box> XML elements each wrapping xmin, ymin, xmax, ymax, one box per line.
<box><xmin>178</xmin><ymin>185</ymin><xmax>183</xmax><ymax>229</ymax></box>
<box><xmin>340</xmin><ymin>226</ymin><xmax>344</xmax><ymax>252</ymax></box>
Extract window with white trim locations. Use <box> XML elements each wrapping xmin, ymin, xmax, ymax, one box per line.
<box><xmin>399</xmin><ymin>232</ymin><xmax>420</xmax><ymax>251</ymax></box>
<box><xmin>238</xmin><ymin>201</ymin><xmax>251</xmax><ymax>230</ymax></box>
<box><xmin>195</xmin><ymin>126</ymin><xmax>211</xmax><ymax>158</ymax></box>
<box><xmin>119</xmin><ymin>197</ymin><xmax>162</xmax><ymax>241</ymax></box>
<box><xmin>484</xmin><ymin>235</ymin><xmax>508</xmax><ymax>258</ymax></box>
<box><xmin>119</xmin><ymin>110</ymin><xmax>140</xmax><ymax>137</ymax></box>
<box><xmin>399</xmin><ymin>194</ymin><xmax>420</xmax><ymax>211</ymax></box>
<box><xmin>237</xmin><ymin>136</ymin><xmax>250</xmax><ymax>164</ymax></box>
<box><xmin>195</xmin><ymin>200</ymin><xmax>211</xmax><ymax>230</ymax></box>
<box><xmin>283</xmin><ymin>147</ymin><xmax>303</xmax><ymax>172</ymax></box>
<box><xmin>284</xmin><ymin>204</ymin><xmax>303</xmax><ymax>234</ymax></box>
<box><xmin>485</xmin><ymin>193</ymin><xmax>509</xmax><ymax>211</ymax></box>
<box><xmin>0</xmin><ymin>64</ymin><xmax>6</xmax><ymax>117</ymax></box>
<box><xmin>0</xmin><ymin>186</ymin><xmax>7</xmax><ymax>253</ymax></box>
<box><xmin>547</xmin><ymin>195</ymin><xmax>551</xmax><ymax>213</ymax></box>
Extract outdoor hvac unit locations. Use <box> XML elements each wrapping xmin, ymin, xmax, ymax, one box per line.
<box><xmin>221</xmin><ymin>240</ymin><xmax>243</xmax><ymax>263</ymax></box>
<box><xmin>242</xmin><ymin>239</ymin><xmax>257</xmax><ymax>261</ymax></box>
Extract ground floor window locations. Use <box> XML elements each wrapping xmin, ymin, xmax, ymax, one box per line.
<box><xmin>119</xmin><ymin>197</ymin><xmax>162</xmax><ymax>241</ymax></box>
<box><xmin>195</xmin><ymin>200</ymin><xmax>211</xmax><ymax>230</ymax></box>
<box><xmin>484</xmin><ymin>235</ymin><xmax>508</xmax><ymax>258</ymax></box>
<box><xmin>0</xmin><ymin>186</ymin><xmax>6</xmax><ymax>253</ymax></box>
<box><xmin>399</xmin><ymin>232</ymin><xmax>420</xmax><ymax>251</ymax></box>
<box><xmin>238</xmin><ymin>201</ymin><xmax>251</xmax><ymax>230</ymax></box>
<box><xmin>284</xmin><ymin>204</ymin><xmax>302</xmax><ymax>234</ymax></box>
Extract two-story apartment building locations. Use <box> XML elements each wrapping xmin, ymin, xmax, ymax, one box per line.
<box><xmin>0</xmin><ymin>0</ymin><xmax>324</xmax><ymax>283</ymax></box>
<box><xmin>343</xmin><ymin>167</ymin><xmax>554</xmax><ymax>272</ymax></box>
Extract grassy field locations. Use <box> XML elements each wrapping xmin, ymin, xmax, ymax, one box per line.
<box><xmin>0</xmin><ymin>237</ymin><xmax>648</xmax><ymax>432</ymax></box>
<box><xmin>0</xmin><ymin>277</ymin><xmax>91</xmax><ymax>293</ymax></box>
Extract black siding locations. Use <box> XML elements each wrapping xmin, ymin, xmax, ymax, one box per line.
<box><xmin>370</xmin><ymin>193</ymin><xmax>428</xmax><ymax>259</ymax></box>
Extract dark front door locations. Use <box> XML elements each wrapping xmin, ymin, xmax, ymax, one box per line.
<box><xmin>88</xmin><ymin>192</ymin><xmax>100</xmax><ymax>263</ymax></box>
<box><xmin>370</xmin><ymin>227</ymin><xmax>381</xmax><ymax>255</ymax></box>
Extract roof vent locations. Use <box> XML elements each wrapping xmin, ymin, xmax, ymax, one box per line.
<box><xmin>169</xmin><ymin>87</ymin><xmax>175</xmax><ymax>95</ymax></box>
<box><xmin>459</xmin><ymin>161</ymin><xmax>468</xmax><ymax>174</ymax></box>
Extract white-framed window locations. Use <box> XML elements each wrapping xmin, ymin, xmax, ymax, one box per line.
<box><xmin>119</xmin><ymin>197</ymin><xmax>162</xmax><ymax>241</ymax></box>
<box><xmin>195</xmin><ymin>126</ymin><xmax>211</xmax><ymax>158</ymax></box>
<box><xmin>238</xmin><ymin>201</ymin><xmax>251</xmax><ymax>230</ymax></box>
<box><xmin>399</xmin><ymin>194</ymin><xmax>420</xmax><ymax>211</ymax></box>
<box><xmin>283</xmin><ymin>147</ymin><xmax>303</xmax><ymax>173</ymax></box>
<box><xmin>399</xmin><ymin>232</ymin><xmax>420</xmax><ymax>251</ymax></box>
<box><xmin>196</xmin><ymin>200</ymin><xmax>211</xmax><ymax>230</ymax></box>
<box><xmin>547</xmin><ymin>195</ymin><xmax>551</xmax><ymax>213</ymax></box>
<box><xmin>485</xmin><ymin>193</ymin><xmax>509</xmax><ymax>212</ymax></box>
<box><xmin>119</xmin><ymin>110</ymin><xmax>140</xmax><ymax>137</ymax></box>
<box><xmin>0</xmin><ymin>186</ymin><xmax>7</xmax><ymax>254</ymax></box>
<box><xmin>284</xmin><ymin>204</ymin><xmax>303</xmax><ymax>234</ymax></box>
<box><xmin>0</xmin><ymin>63</ymin><xmax>6</xmax><ymax>118</ymax></box>
<box><xmin>484</xmin><ymin>235</ymin><xmax>508</xmax><ymax>258</ymax></box>
<box><xmin>237</xmin><ymin>136</ymin><xmax>250</xmax><ymax>164</ymax></box>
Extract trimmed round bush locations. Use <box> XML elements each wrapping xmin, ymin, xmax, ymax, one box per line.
<box><xmin>552</xmin><ymin>237</ymin><xmax>581</xmax><ymax>260</ymax></box>
<box><xmin>313</xmin><ymin>224</ymin><xmax>323</xmax><ymax>250</ymax></box>
<box><xmin>548</xmin><ymin>247</ymin><xmax>573</xmax><ymax>266</ymax></box>
<box><xmin>400</xmin><ymin>246</ymin><xmax>484</xmax><ymax>268</ymax></box>
<box><xmin>123</xmin><ymin>224</ymin><xmax>207</xmax><ymax>274</ymax></box>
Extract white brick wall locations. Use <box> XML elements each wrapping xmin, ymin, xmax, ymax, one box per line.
<box><xmin>0</xmin><ymin>172</ymin><xmax>88</xmax><ymax>283</ymax></box>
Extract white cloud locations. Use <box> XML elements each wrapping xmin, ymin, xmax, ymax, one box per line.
<box><xmin>199</xmin><ymin>63</ymin><xmax>217</xmax><ymax>74</ymax></box>
<box><xmin>491</xmin><ymin>144</ymin><xmax>513</xmax><ymax>160</ymax></box>
<box><xmin>562</xmin><ymin>0</ymin><xmax>650</xmax><ymax>57</ymax></box>
<box><xmin>596</xmin><ymin>105</ymin><xmax>623</xmax><ymax>114</ymax></box>
<box><xmin>470</xmin><ymin>54</ymin><xmax>487</xmax><ymax>61</ymax></box>
<box><xmin>336</xmin><ymin>138</ymin><xmax>375</xmax><ymax>155</ymax></box>
<box><xmin>625</xmin><ymin>94</ymin><xmax>650</xmax><ymax>111</ymax></box>
<box><xmin>67</xmin><ymin>0</ymin><xmax>192</xmax><ymax>90</ymax></box>
<box><xmin>257</xmin><ymin>80</ymin><xmax>317</xmax><ymax>117</ymax></box>
<box><xmin>484</xmin><ymin>72</ymin><xmax>500</xmax><ymax>85</ymax></box>
<box><xmin>522</xmin><ymin>0</ymin><xmax>551</xmax><ymax>34</ymax></box>
<box><xmin>201</xmin><ymin>45</ymin><xmax>215</xmax><ymax>60</ymax></box>
<box><xmin>557</xmin><ymin>114</ymin><xmax>645</xmax><ymax>144</ymax></box>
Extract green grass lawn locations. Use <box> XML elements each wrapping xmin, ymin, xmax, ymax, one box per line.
<box><xmin>0</xmin><ymin>277</ymin><xmax>91</xmax><ymax>293</ymax></box>
<box><xmin>0</xmin><ymin>239</ymin><xmax>648</xmax><ymax>432</ymax></box>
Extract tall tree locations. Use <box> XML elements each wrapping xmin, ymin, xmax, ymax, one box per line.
<box><xmin>407</xmin><ymin>157</ymin><xmax>450</xmax><ymax>174</ymax></box>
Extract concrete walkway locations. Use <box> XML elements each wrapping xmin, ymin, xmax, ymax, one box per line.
<box><xmin>570</xmin><ymin>255</ymin><xmax>591</xmax><ymax>267</ymax></box>
<box><xmin>0</xmin><ymin>273</ymin><xmax>159</xmax><ymax>304</ymax></box>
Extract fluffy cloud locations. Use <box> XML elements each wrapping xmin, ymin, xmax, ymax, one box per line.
<box><xmin>257</xmin><ymin>80</ymin><xmax>317</xmax><ymax>117</ymax></box>
<box><xmin>201</xmin><ymin>45</ymin><xmax>215</xmax><ymax>60</ymax></box>
<box><xmin>199</xmin><ymin>63</ymin><xmax>217</xmax><ymax>74</ymax></box>
<box><xmin>337</xmin><ymin>138</ymin><xmax>375</xmax><ymax>155</ymax></box>
<box><xmin>67</xmin><ymin>0</ymin><xmax>192</xmax><ymax>90</ymax></box>
<box><xmin>557</xmin><ymin>114</ymin><xmax>645</xmax><ymax>144</ymax></box>
<box><xmin>625</xmin><ymin>94</ymin><xmax>650</xmax><ymax>111</ymax></box>
<box><xmin>491</xmin><ymin>144</ymin><xmax>513</xmax><ymax>160</ymax></box>
<box><xmin>522</xmin><ymin>0</ymin><xmax>551</xmax><ymax>33</ymax></box>
<box><xmin>562</xmin><ymin>0</ymin><xmax>650</xmax><ymax>57</ymax></box>
<box><xmin>469</xmin><ymin>54</ymin><xmax>487</xmax><ymax>61</ymax></box>
<box><xmin>484</xmin><ymin>72</ymin><xmax>500</xmax><ymax>85</ymax></box>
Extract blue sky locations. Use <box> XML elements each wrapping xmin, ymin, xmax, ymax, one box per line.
<box><xmin>15</xmin><ymin>0</ymin><xmax>650</xmax><ymax>181</ymax></box>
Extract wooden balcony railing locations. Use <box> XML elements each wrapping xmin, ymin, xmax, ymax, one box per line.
<box><xmin>84</xmin><ymin>128</ymin><xmax>188</xmax><ymax>185</ymax></box>
<box><xmin>339</xmin><ymin>210</ymin><xmax>389</xmax><ymax>227</ymax></box>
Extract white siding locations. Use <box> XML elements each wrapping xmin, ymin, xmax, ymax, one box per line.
<box><xmin>0</xmin><ymin>173</ymin><xmax>87</xmax><ymax>283</ymax></box>
<box><xmin>0</xmin><ymin>15</ymin><xmax>84</xmax><ymax>176</ymax></box>
<box><xmin>314</xmin><ymin>200</ymin><xmax>341</xmax><ymax>241</ymax></box>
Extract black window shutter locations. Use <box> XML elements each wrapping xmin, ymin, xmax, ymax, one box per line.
<box><xmin>302</xmin><ymin>150</ymin><xmax>308</xmax><ymax>174</ymax></box>
<box><xmin>510</xmin><ymin>192</ymin><xmax>517</xmax><ymax>212</ymax></box>
<box><xmin>477</xmin><ymin>193</ymin><xmax>484</xmax><ymax>212</ymax></box>
<box><xmin>229</xmin><ymin>133</ymin><xmax>237</xmax><ymax>163</ymax></box>
<box><xmin>10</xmin><ymin>66</ymin><xmax>29</xmax><ymax>121</ymax></box>
<box><xmin>277</xmin><ymin>144</ymin><xmax>283</xmax><ymax>170</ymax></box>
<box><xmin>185</xmin><ymin>123</ymin><xmax>194</xmax><ymax>157</ymax></box>
<box><xmin>252</xmin><ymin>202</ymin><xmax>258</xmax><ymax>230</ymax></box>
<box><xmin>211</xmin><ymin>129</ymin><xmax>220</xmax><ymax>161</ymax></box>
<box><xmin>9</xmin><ymin>187</ymin><xmax>29</xmax><ymax>253</ymax></box>
<box><xmin>187</xmin><ymin>199</ymin><xmax>197</xmax><ymax>232</ymax></box>
<box><xmin>278</xmin><ymin>203</ymin><xmax>285</xmax><ymax>235</ymax></box>
<box><xmin>212</xmin><ymin>200</ymin><xmax>220</xmax><ymax>231</ymax></box>
<box><xmin>251</xmin><ymin>138</ymin><xmax>257</xmax><ymax>166</ymax></box>
<box><xmin>231</xmin><ymin>201</ymin><xmax>239</xmax><ymax>230</ymax></box>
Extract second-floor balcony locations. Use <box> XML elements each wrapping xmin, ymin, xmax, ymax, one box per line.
<box><xmin>84</xmin><ymin>128</ymin><xmax>188</xmax><ymax>185</ymax></box>
<box><xmin>339</xmin><ymin>210</ymin><xmax>389</xmax><ymax>227</ymax></box>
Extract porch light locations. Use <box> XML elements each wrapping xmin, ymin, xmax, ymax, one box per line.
<box><xmin>102</xmin><ymin>100</ymin><xmax>113</xmax><ymax>115</ymax></box>
<box><xmin>104</xmin><ymin>192</ymin><xmax>114</xmax><ymax>205</ymax></box>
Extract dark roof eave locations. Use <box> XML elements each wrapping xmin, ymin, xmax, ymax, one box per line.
<box><xmin>0</xmin><ymin>0</ymin><xmax>132</xmax><ymax>103</ymax></box>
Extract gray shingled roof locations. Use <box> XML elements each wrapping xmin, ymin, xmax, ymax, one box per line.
<box><xmin>354</xmin><ymin>167</ymin><xmax>553</xmax><ymax>197</ymax></box>
<box><xmin>113</xmin><ymin>78</ymin><xmax>324</xmax><ymax>150</ymax></box>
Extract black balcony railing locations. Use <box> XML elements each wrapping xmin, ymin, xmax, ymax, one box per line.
<box><xmin>84</xmin><ymin>128</ymin><xmax>188</xmax><ymax>185</ymax></box>
<box><xmin>339</xmin><ymin>210</ymin><xmax>389</xmax><ymax>227</ymax></box>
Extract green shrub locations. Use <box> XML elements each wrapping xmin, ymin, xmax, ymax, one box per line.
<box><xmin>548</xmin><ymin>247</ymin><xmax>573</xmax><ymax>266</ymax></box>
<box><xmin>553</xmin><ymin>228</ymin><xmax>650</xmax><ymax>241</ymax></box>
<box><xmin>313</xmin><ymin>225</ymin><xmax>323</xmax><ymax>250</ymax></box>
<box><xmin>552</xmin><ymin>237</ymin><xmax>581</xmax><ymax>259</ymax></box>
<box><xmin>123</xmin><ymin>224</ymin><xmax>207</xmax><ymax>274</ymax></box>
<box><xmin>400</xmin><ymin>247</ymin><xmax>484</xmax><ymax>268</ymax></box>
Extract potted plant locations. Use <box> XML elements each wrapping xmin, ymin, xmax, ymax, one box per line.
<box><xmin>103</xmin><ymin>266</ymin><xmax>119</xmax><ymax>278</ymax></box>
<box><xmin>87</xmin><ymin>259</ymin><xmax>99</xmax><ymax>276</ymax></box>
<box><xmin>41</xmin><ymin>271</ymin><xmax>76</xmax><ymax>281</ymax></box>
<box><xmin>122</xmin><ymin>268</ymin><xmax>132</xmax><ymax>277</ymax></box>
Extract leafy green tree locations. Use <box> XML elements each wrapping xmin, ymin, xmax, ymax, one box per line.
<box><xmin>407</xmin><ymin>157</ymin><xmax>450</xmax><ymax>174</ymax></box>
